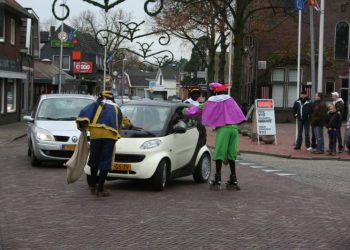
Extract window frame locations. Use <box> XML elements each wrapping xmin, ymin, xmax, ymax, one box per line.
<box><xmin>10</xmin><ymin>18</ymin><xmax>15</xmax><ymax>45</ymax></box>
<box><xmin>0</xmin><ymin>8</ymin><xmax>4</xmax><ymax>43</ymax></box>
<box><xmin>271</xmin><ymin>68</ymin><xmax>285</xmax><ymax>83</ymax></box>
<box><xmin>334</xmin><ymin>21</ymin><xmax>350</xmax><ymax>60</ymax></box>
<box><xmin>52</xmin><ymin>55</ymin><xmax>71</xmax><ymax>71</ymax></box>
<box><xmin>0</xmin><ymin>79</ymin><xmax>4</xmax><ymax>114</ymax></box>
<box><xmin>6</xmin><ymin>79</ymin><xmax>16</xmax><ymax>113</ymax></box>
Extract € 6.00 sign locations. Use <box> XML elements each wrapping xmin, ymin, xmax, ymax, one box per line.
<box><xmin>73</xmin><ymin>61</ymin><xmax>93</xmax><ymax>74</ymax></box>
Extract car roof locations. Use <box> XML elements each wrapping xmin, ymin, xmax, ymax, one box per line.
<box><xmin>40</xmin><ymin>94</ymin><xmax>95</xmax><ymax>100</ymax></box>
<box><xmin>124</xmin><ymin>100</ymin><xmax>190</xmax><ymax>108</ymax></box>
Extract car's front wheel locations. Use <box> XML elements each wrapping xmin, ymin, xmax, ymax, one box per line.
<box><xmin>152</xmin><ymin>159</ymin><xmax>168</xmax><ymax>191</ymax></box>
<box><xmin>30</xmin><ymin>143</ymin><xmax>41</xmax><ymax>167</ymax></box>
<box><xmin>193</xmin><ymin>153</ymin><xmax>211</xmax><ymax>183</ymax></box>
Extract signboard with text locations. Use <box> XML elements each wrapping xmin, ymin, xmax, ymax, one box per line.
<box><xmin>73</xmin><ymin>61</ymin><xmax>93</xmax><ymax>74</ymax></box>
<box><xmin>51</xmin><ymin>40</ymin><xmax>73</xmax><ymax>48</ymax></box>
<box><xmin>255</xmin><ymin>99</ymin><xmax>276</xmax><ymax>137</ymax></box>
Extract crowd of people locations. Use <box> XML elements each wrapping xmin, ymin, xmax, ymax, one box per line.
<box><xmin>292</xmin><ymin>90</ymin><xmax>349</xmax><ymax>156</ymax></box>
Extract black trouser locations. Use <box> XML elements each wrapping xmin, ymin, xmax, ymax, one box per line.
<box><xmin>90</xmin><ymin>168</ymin><xmax>108</xmax><ymax>192</ymax></box>
<box><xmin>328</xmin><ymin>130</ymin><xmax>338</xmax><ymax>154</ymax></box>
<box><xmin>336</xmin><ymin>126</ymin><xmax>343</xmax><ymax>150</ymax></box>
<box><xmin>311</xmin><ymin>126</ymin><xmax>316</xmax><ymax>148</ymax></box>
<box><xmin>296</xmin><ymin>119</ymin><xmax>310</xmax><ymax>148</ymax></box>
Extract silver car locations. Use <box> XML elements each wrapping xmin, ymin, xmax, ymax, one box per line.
<box><xmin>23</xmin><ymin>94</ymin><xmax>95</xmax><ymax>166</ymax></box>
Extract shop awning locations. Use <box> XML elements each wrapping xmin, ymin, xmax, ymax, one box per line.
<box><xmin>0</xmin><ymin>70</ymin><xmax>27</xmax><ymax>79</ymax></box>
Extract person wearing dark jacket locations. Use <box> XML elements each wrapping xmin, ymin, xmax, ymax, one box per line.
<box><xmin>292</xmin><ymin>90</ymin><xmax>313</xmax><ymax>150</ymax></box>
<box><xmin>310</xmin><ymin>93</ymin><xmax>328</xmax><ymax>154</ymax></box>
<box><xmin>332</xmin><ymin>92</ymin><xmax>345</xmax><ymax>152</ymax></box>
<box><xmin>326</xmin><ymin>105</ymin><xmax>342</xmax><ymax>156</ymax></box>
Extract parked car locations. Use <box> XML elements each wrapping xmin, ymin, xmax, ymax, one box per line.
<box><xmin>116</xmin><ymin>96</ymin><xmax>131</xmax><ymax>103</ymax></box>
<box><xmin>84</xmin><ymin>100</ymin><xmax>211</xmax><ymax>191</ymax></box>
<box><xmin>23</xmin><ymin>94</ymin><xmax>95</xmax><ymax>166</ymax></box>
<box><xmin>131</xmin><ymin>96</ymin><xmax>142</xmax><ymax>100</ymax></box>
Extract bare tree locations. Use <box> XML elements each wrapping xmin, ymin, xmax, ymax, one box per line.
<box><xmin>69</xmin><ymin>9</ymin><xmax>132</xmax><ymax>52</ymax></box>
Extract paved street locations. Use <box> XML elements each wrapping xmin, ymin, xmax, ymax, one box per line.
<box><xmin>1</xmin><ymin>138</ymin><xmax>350</xmax><ymax>250</ymax></box>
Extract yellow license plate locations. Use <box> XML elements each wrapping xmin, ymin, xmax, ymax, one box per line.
<box><xmin>112</xmin><ymin>163</ymin><xmax>131</xmax><ymax>171</ymax></box>
<box><xmin>63</xmin><ymin>144</ymin><xmax>76</xmax><ymax>151</ymax></box>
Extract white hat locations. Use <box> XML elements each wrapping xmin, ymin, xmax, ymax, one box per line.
<box><xmin>331</xmin><ymin>92</ymin><xmax>339</xmax><ymax>97</ymax></box>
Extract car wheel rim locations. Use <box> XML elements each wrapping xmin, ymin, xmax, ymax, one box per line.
<box><xmin>201</xmin><ymin>156</ymin><xmax>211</xmax><ymax>180</ymax></box>
<box><xmin>162</xmin><ymin>163</ymin><xmax>167</xmax><ymax>187</ymax></box>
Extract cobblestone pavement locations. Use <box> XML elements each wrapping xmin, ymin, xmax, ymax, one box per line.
<box><xmin>1</xmin><ymin>138</ymin><xmax>350</xmax><ymax>250</ymax></box>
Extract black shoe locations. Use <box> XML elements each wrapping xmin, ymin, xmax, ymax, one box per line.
<box><xmin>226</xmin><ymin>175</ymin><xmax>240</xmax><ymax>190</ymax></box>
<box><xmin>294</xmin><ymin>147</ymin><xmax>301</xmax><ymax>150</ymax></box>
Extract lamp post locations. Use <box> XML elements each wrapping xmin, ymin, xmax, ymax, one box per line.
<box><xmin>121</xmin><ymin>58</ymin><xmax>127</xmax><ymax>104</ymax></box>
<box><xmin>58</xmin><ymin>0</ymin><xmax>67</xmax><ymax>94</ymax></box>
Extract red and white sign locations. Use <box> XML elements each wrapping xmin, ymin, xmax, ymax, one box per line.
<box><xmin>73</xmin><ymin>61</ymin><xmax>93</xmax><ymax>74</ymax></box>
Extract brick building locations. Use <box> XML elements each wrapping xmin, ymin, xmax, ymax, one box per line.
<box><xmin>243</xmin><ymin>2</ymin><xmax>350</xmax><ymax>122</ymax></box>
<box><xmin>0</xmin><ymin>0</ymin><xmax>38</xmax><ymax>125</ymax></box>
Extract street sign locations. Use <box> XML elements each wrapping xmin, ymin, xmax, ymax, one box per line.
<box><xmin>51</xmin><ymin>40</ymin><xmax>73</xmax><ymax>48</ymax></box>
<box><xmin>58</xmin><ymin>31</ymin><xmax>68</xmax><ymax>41</ymax></box>
<box><xmin>254</xmin><ymin>99</ymin><xmax>277</xmax><ymax>144</ymax></box>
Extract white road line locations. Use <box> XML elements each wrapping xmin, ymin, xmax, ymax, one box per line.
<box><xmin>262</xmin><ymin>169</ymin><xmax>281</xmax><ymax>172</ymax></box>
<box><xmin>238</xmin><ymin>162</ymin><xmax>254</xmax><ymax>166</ymax></box>
<box><xmin>249</xmin><ymin>165</ymin><xmax>267</xmax><ymax>169</ymax></box>
<box><xmin>275</xmin><ymin>173</ymin><xmax>296</xmax><ymax>176</ymax></box>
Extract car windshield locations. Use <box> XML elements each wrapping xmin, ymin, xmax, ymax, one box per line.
<box><xmin>121</xmin><ymin>105</ymin><xmax>170</xmax><ymax>134</ymax></box>
<box><xmin>36</xmin><ymin>97</ymin><xmax>94</xmax><ymax>120</ymax></box>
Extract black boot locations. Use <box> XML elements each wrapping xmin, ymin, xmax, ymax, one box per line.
<box><xmin>226</xmin><ymin>174</ymin><xmax>240</xmax><ymax>190</ymax></box>
<box><xmin>209</xmin><ymin>160</ymin><xmax>222</xmax><ymax>189</ymax></box>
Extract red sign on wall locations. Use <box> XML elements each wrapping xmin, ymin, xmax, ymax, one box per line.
<box><xmin>73</xmin><ymin>61</ymin><xmax>93</xmax><ymax>74</ymax></box>
<box><xmin>72</xmin><ymin>50</ymin><xmax>81</xmax><ymax>61</ymax></box>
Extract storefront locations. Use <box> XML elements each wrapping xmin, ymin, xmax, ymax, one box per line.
<box><xmin>0</xmin><ymin>70</ymin><xmax>27</xmax><ymax>124</ymax></box>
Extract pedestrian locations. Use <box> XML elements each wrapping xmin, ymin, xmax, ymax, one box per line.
<box><xmin>292</xmin><ymin>90</ymin><xmax>313</xmax><ymax>150</ymax></box>
<box><xmin>331</xmin><ymin>92</ymin><xmax>345</xmax><ymax>153</ymax></box>
<box><xmin>310</xmin><ymin>93</ymin><xmax>328</xmax><ymax>154</ymax></box>
<box><xmin>326</xmin><ymin>105</ymin><xmax>342</xmax><ymax>156</ymax></box>
<box><xmin>346</xmin><ymin>117</ymin><xmax>350</xmax><ymax>154</ymax></box>
<box><xmin>184</xmin><ymin>86</ymin><xmax>207</xmax><ymax>146</ymax></box>
<box><xmin>184</xmin><ymin>82</ymin><xmax>246</xmax><ymax>190</ymax></box>
<box><xmin>184</xmin><ymin>87</ymin><xmax>201</xmax><ymax>106</ymax></box>
<box><xmin>76</xmin><ymin>91</ymin><xmax>131</xmax><ymax>197</ymax></box>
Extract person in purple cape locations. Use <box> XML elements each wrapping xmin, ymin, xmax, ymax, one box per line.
<box><xmin>184</xmin><ymin>82</ymin><xmax>246</xmax><ymax>190</ymax></box>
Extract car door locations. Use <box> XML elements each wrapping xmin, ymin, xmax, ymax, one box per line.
<box><xmin>170</xmin><ymin>108</ymin><xmax>199</xmax><ymax>169</ymax></box>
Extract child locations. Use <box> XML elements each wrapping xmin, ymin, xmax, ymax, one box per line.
<box><xmin>326</xmin><ymin>105</ymin><xmax>342</xmax><ymax>156</ymax></box>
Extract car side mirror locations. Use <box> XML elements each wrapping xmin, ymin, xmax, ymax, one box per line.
<box><xmin>23</xmin><ymin>115</ymin><xmax>34</xmax><ymax>123</ymax></box>
<box><xmin>172</xmin><ymin>126</ymin><xmax>186</xmax><ymax>134</ymax></box>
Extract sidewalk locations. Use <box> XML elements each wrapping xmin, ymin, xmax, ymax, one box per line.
<box><xmin>207</xmin><ymin>123</ymin><xmax>350</xmax><ymax>161</ymax></box>
<box><xmin>0</xmin><ymin>122</ymin><xmax>27</xmax><ymax>145</ymax></box>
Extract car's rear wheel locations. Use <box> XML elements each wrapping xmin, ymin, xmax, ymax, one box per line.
<box><xmin>30</xmin><ymin>143</ymin><xmax>41</xmax><ymax>167</ymax></box>
<box><xmin>152</xmin><ymin>159</ymin><xmax>168</xmax><ymax>191</ymax></box>
<box><xmin>193</xmin><ymin>153</ymin><xmax>211</xmax><ymax>183</ymax></box>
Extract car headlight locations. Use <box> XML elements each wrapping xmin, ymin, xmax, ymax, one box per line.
<box><xmin>36</xmin><ymin>127</ymin><xmax>55</xmax><ymax>141</ymax></box>
<box><xmin>140</xmin><ymin>139</ymin><xmax>161</xmax><ymax>149</ymax></box>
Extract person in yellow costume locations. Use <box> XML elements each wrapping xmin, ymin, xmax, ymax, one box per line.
<box><xmin>76</xmin><ymin>91</ymin><xmax>131</xmax><ymax>197</ymax></box>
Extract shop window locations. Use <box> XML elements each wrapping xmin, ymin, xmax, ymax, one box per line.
<box><xmin>0</xmin><ymin>8</ymin><xmax>4</xmax><ymax>42</ymax></box>
<box><xmin>10</xmin><ymin>18</ymin><xmax>15</xmax><ymax>45</ymax></box>
<box><xmin>288</xmin><ymin>69</ymin><xmax>298</xmax><ymax>83</ymax></box>
<box><xmin>53</xmin><ymin>55</ymin><xmax>70</xmax><ymax>70</ymax></box>
<box><xmin>335</xmin><ymin>22</ymin><xmax>349</xmax><ymax>60</ymax></box>
<box><xmin>287</xmin><ymin>85</ymin><xmax>297</xmax><ymax>108</ymax></box>
<box><xmin>326</xmin><ymin>81</ymin><xmax>335</xmax><ymax>95</ymax></box>
<box><xmin>7</xmin><ymin>79</ymin><xmax>16</xmax><ymax>113</ymax></box>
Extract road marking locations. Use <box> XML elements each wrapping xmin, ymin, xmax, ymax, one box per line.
<box><xmin>238</xmin><ymin>162</ymin><xmax>254</xmax><ymax>166</ymax></box>
<box><xmin>250</xmin><ymin>165</ymin><xmax>267</xmax><ymax>169</ymax></box>
<box><xmin>275</xmin><ymin>173</ymin><xmax>296</xmax><ymax>176</ymax></box>
<box><xmin>262</xmin><ymin>169</ymin><xmax>281</xmax><ymax>172</ymax></box>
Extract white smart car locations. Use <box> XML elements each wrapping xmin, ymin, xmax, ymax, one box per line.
<box><xmin>84</xmin><ymin>100</ymin><xmax>211</xmax><ymax>191</ymax></box>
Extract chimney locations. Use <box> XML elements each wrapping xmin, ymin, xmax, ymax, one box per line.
<box><xmin>50</xmin><ymin>26</ymin><xmax>55</xmax><ymax>38</ymax></box>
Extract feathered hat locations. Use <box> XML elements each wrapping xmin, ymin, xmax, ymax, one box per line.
<box><xmin>208</xmin><ymin>82</ymin><xmax>231</xmax><ymax>92</ymax></box>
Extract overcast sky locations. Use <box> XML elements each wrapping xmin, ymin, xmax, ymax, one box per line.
<box><xmin>16</xmin><ymin>0</ymin><xmax>191</xmax><ymax>60</ymax></box>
